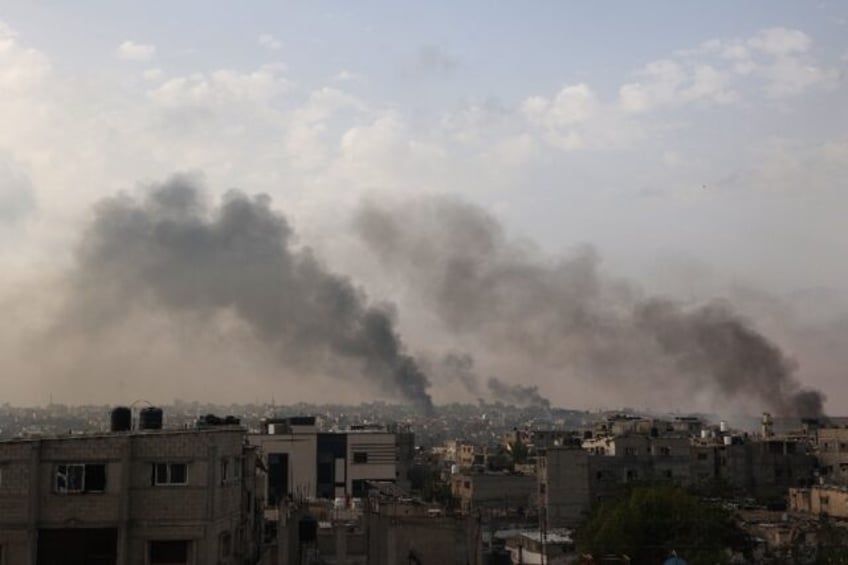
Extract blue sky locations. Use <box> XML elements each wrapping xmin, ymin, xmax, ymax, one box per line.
<box><xmin>1</xmin><ymin>2</ymin><xmax>847</xmax><ymax>410</ymax></box>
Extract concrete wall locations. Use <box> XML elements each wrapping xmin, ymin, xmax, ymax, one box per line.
<box><xmin>451</xmin><ymin>473</ymin><xmax>537</xmax><ymax>514</ymax></box>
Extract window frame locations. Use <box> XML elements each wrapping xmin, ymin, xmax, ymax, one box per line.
<box><xmin>153</xmin><ymin>462</ymin><xmax>189</xmax><ymax>486</ymax></box>
<box><xmin>55</xmin><ymin>462</ymin><xmax>107</xmax><ymax>494</ymax></box>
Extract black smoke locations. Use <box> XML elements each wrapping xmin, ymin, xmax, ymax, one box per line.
<box><xmin>353</xmin><ymin>195</ymin><xmax>825</xmax><ymax>418</ymax></box>
<box><xmin>67</xmin><ymin>178</ymin><xmax>433</xmax><ymax>413</ymax></box>
<box><xmin>487</xmin><ymin>377</ymin><xmax>551</xmax><ymax>409</ymax></box>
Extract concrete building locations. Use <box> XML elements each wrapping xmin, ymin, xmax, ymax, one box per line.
<box><xmin>539</xmin><ymin>420</ymin><xmax>816</xmax><ymax>527</ymax></box>
<box><xmin>0</xmin><ymin>419</ymin><xmax>262</xmax><ymax>565</ymax></box>
<box><xmin>275</xmin><ymin>492</ymin><xmax>482</xmax><ymax>565</ymax></box>
<box><xmin>249</xmin><ymin>417</ymin><xmax>414</xmax><ymax>505</ymax></box>
<box><xmin>450</xmin><ymin>472</ymin><xmax>537</xmax><ymax>514</ymax></box>
<box><xmin>815</xmin><ymin>427</ymin><xmax>848</xmax><ymax>485</ymax></box>
<box><xmin>789</xmin><ymin>484</ymin><xmax>848</xmax><ymax>519</ymax></box>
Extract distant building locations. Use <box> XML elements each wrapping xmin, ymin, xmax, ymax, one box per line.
<box><xmin>814</xmin><ymin>427</ymin><xmax>848</xmax><ymax>485</ymax></box>
<box><xmin>0</xmin><ymin>413</ymin><xmax>262</xmax><ymax>565</ymax></box>
<box><xmin>539</xmin><ymin>416</ymin><xmax>816</xmax><ymax>527</ymax></box>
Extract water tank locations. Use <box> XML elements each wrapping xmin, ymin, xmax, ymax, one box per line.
<box><xmin>110</xmin><ymin>406</ymin><xmax>132</xmax><ymax>432</ymax></box>
<box><xmin>719</xmin><ymin>420</ymin><xmax>728</xmax><ymax>433</ymax></box>
<box><xmin>139</xmin><ymin>407</ymin><xmax>163</xmax><ymax>430</ymax></box>
<box><xmin>723</xmin><ymin>435</ymin><xmax>733</xmax><ymax>446</ymax></box>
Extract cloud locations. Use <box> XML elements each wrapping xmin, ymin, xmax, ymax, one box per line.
<box><xmin>0</xmin><ymin>20</ymin><xmax>51</xmax><ymax>91</ymax></box>
<box><xmin>523</xmin><ymin>83</ymin><xmax>599</xmax><ymax>127</ymax></box>
<box><xmin>747</xmin><ymin>27</ymin><xmax>811</xmax><ymax>57</ymax></box>
<box><xmin>619</xmin><ymin>59</ymin><xmax>735</xmax><ymax>113</ymax></box>
<box><xmin>0</xmin><ymin>154</ymin><xmax>35</xmax><ymax>224</ymax></box>
<box><xmin>257</xmin><ymin>33</ymin><xmax>281</xmax><ymax>51</ymax></box>
<box><xmin>148</xmin><ymin>64</ymin><xmax>289</xmax><ymax>109</ymax></box>
<box><xmin>685</xmin><ymin>27</ymin><xmax>838</xmax><ymax>99</ymax></box>
<box><xmin>334</xmin><ymin>69</ymin><xmax>363</xmax><ymax>82</ymax></box>
<box><xmin>115</xmin><ymin>40</ymin><xmax>156</xmax><ymax>62</ymax></box>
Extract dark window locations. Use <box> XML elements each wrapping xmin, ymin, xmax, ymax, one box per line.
<box><xmin>55</xmin><ymin>463</ymin><xmax>106</xmax><ymax>493</ymax></box>
<box><xmin>220</xmin><ymin>459</ymin><xmax>230</xmax><ymax>483</ymax></box>
<box><xmin>353</xmin><ymin>452</ymin><xmax>368</xmax><ymax>464</ymax></box>
<box><xmin>219</xmin><ymin>532</ymin><xmax>232</xmax><ymax>558</ymax></box>
<box><xmin>153</xmin><ymin>463</ymin><xmax>188</xmax><ymax>485</ymax></box>
<box><xmin>697</xmin><ymin>452</ymin><xmax>708</xmax><ymax>461</ymax></box>
<box><xmin>86</xmin><ymin>464</ymin><xmax>106</xmax><ymax>492</ymax></box>
<box><xmin>150</xmin><ymin>540</ymin><xmax>189</xmax><ymax>564</ymax></box>
<box><xmin>268</xmin><ymin>453</ymin><xmax>289</xmax><ymax>506</ymax></box>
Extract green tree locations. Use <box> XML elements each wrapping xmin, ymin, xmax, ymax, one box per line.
<box><xmin>576</xmin><ymin>485</ymin><xmax>750</xmax><ymax>565</ymax></box>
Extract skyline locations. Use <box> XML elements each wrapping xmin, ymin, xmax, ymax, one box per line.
<box><xmin>1</xmin><ymin>2</ymin><xmax>847</xmax><ymax>413</ymax></box>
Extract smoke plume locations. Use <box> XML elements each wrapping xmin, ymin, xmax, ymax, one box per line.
<box><xmin>65</xmin><ymin>178</ymin><xmax>433</xmax><ymax>413</ymax></box>
<box><xmin>353</xmin><ymin>195</ymin><xmax>825</xmax><ymax>418</ymax></box>
<box><xmin>487</xmin><ymin>377</ymin><xmax>551</xmax><ymax>409</ymax></box>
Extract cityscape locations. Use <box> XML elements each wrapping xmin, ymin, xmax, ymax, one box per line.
<box><xmin>2</xmin><ymin>1</ymin><xmax>848</xmax><ymax>564</ymax></box>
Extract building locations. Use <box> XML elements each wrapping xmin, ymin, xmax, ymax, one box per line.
<box><xmin>249</xmin><ymin>417</ymin><xmax>414</xmax><ymax>504</ymax></box>
<box><xmin>539</xmin><ymin>418</ymin><xmax>816</xmax><ymax>527</ymax></box>
<box><xmin>815</xmin><ymin>427</ymin><xmax>848</xmax><ymax>485</ymax></box>
<box><xmin>0</xmin><ymin>412</ymin><xmax>263</xmax><ymax>565</ymax></box>
<box><xmin>789</xmin><ymin>484</ymin><xmax>848</xmax><ymax>519</ymax></box>
<box><xmin>451</xmin><ymin>472</ymin><xmax>538</xmax><ymax>515</ymax></box>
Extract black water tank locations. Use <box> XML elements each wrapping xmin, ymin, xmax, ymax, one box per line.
<box><xmin>110</xmin><ymin>406</ymin><xmax>132</xmax><ymax>432</ymax></box>
<box><xmin>139</xmin><ymin>407</ymin><xmax>163</xmax><ymax>430</ymax></box>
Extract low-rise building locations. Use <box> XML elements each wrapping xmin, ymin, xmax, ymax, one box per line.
<box><xmin>0</xmin><ymin>414</ymin><xmax>262</xmax><ymax>565</ymax></box>
<box><xmin>451</xmin><ymin>472</ymin><xmax>537</xmax><ymax>514</ymax></box>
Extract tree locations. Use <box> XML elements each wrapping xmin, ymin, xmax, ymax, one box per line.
<box><xmin>576</xmin><ymin>485</ymin><xmax>750</xmax><ymax>565</ymax></box>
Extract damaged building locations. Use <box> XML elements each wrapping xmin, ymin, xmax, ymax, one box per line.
<box><xmin>0</xmin><ymin>407</ymin><xmax>264</xmax><ymax>565</ymax></box>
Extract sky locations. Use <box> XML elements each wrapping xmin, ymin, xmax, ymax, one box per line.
<box><xmin>0</xmin><ymin>2</ymin><xmax>847</xmax><ymax>413</ymax></box>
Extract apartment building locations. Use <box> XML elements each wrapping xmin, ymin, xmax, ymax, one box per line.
<box><xmin>249</xmin><ymin>417</ymin><xmax>414</xmax><ymax>505</ymax></box>
<box><xmin>0</xmin><ymin>416</ymin><xmax>262</xmax><ymax>565</ymax></box>
<box><xmin>539</xmin><ymin>423</ymin><xmax>815</xmax><ymax>527</ymax></box>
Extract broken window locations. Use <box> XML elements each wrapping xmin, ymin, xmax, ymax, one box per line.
<box><xmin>55</xmin><ymin>463</ymin><xmax>106</xmax><ymax>493</ymax></box>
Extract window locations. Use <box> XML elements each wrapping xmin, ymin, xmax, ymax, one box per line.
<box><xmin>353</xmin><ymin>452</ymin><xmax>368</xmax><ymax>464</ymax></box>
<box><xmin>221</xmin><ymin>459</ymin><xmax>230</xmax><ymax>484</ymax></box>
<box><xmin>55</xmin><ymin>463</ymin><xmax>106</xmax><ymax>493</ymax></box>
<box><xmin>219</xmin><ymin>531</ymin><xmax>232</xmax><ymax>558</ymax></box>
<box><xmin>658</xmin><ymin>446</ymin><xmax>671</xmax><ymax>456</ymax></box>
<box><xmin>153</xmin><ymin>463</ymin><xmax>188</xmax><ymax>486</ymax></box>
<box><xmin>697</xmin><ymin>452</ymin><xmax>708</xmax><ymax>461</ymax></box>
<box><xmin>150</xmin><ymin>540</ymin><xmax>189</xmax><ymax>565</ymax></box>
